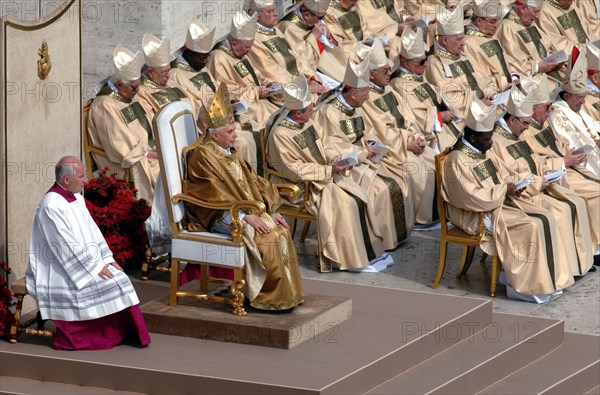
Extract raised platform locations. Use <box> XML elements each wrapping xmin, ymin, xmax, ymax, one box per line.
<box><xmin>1</xmin><ymin>278</ymin><xmax>599</xmax><ymax>395</ymax></box>
<box><xmin>142</xmin><ymin>280</ymin><xmax>352</xmax><ymax>348</ymax></box>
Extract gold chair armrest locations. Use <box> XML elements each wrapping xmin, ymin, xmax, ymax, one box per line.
<box><xmin>87</xmin><ymin>146</ymin><xmax>107</xmax><ymax>157</ymax></box>
<box><xmin>274</xmin><ymin>184</ymin><xmax>300</xmax><ymax>198</ymax></box>
<box><xmin>173</xmin><ymin>193</ymin><xmax>266</xmax><ymax>243</ymax></box>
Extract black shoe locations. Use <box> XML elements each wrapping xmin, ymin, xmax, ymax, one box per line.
<box><xmin>588</xmin><ymin>266</ymin><xmax>597</xmax><ymax>273</ymax></box>
<box><xmin>594</xmin><ymin>254</ymin><xmax>600</xmax><ymax>266</ymax></box>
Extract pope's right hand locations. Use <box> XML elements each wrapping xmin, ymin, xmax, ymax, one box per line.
<box><xmin>243</xmin><ymin>214</ymin><xmax>270</xmax><ymax>234</ymax></box>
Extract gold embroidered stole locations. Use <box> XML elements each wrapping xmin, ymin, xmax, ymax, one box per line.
<box><xmin>283</xmin><ymin>120</ymin><xmax>327</xmax><ymax>165</ymax></box>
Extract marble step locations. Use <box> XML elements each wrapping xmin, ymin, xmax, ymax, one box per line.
<box><xmin>366</xmin><ymin>313</ymin><xmax>565</xmax><ymax>395</ymax></box>
<box><xmin>0</xmin><ymin>376</ymin><xmax>143</xmax><ymax>395</ymax></box>
<box><xmin>480</xmin><ymin>332</ymin><xmax>599</xmax><ymax>395</ymax></box>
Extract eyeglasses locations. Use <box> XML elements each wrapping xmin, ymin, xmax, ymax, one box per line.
<box><xmin>481</xmin><ymin>17</ymin><xmax>499</xmax><ymax>25</ymax></box>
<box><xmin>515</xmin><ymin>117</ymin><xmax>531</xmax><ymax>127</ymax></box>
<box><xmin>409</xmin><ymin>58</ymin><xmax>427</xmax><ymax>66</ymax></box>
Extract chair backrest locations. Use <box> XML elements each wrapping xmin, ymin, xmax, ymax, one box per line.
<box><xmin>435</xmin><ymin>147</ymin><xmax>452</xmax><ymax>238</ymax></box>
<box><xmin>153</xmin><ymin>102</ymin><xmax>199</xmax><ymax>229</ymax></box>
<box><xmin>82</xmin><ymin>98</ymin><xmax>131</xmax><ymax>182</ymax></box>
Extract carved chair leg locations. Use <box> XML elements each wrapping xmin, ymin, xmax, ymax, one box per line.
<box><xmin>231</xmin><ymin>269</ymin><xmax>247</xmax><ymax>316</ymax></box>
<box><xmin>433</xmin><ymin>242</ymin><xmax>448</xmax><ymax>289</ymax></box>
<box><xmin>9</xmin><ymin>294</ymin><xmax>24</xmax><ymax>344</ymax></box>
<box><xmin>140</xmin><ymin>246</ymin><xmax>153</xmax><ymax>281</ymax></box>
<box><xmin>490</xmin><ymin>256</ymin><xmax>500</xmax><ymax>297</ymax></box>
<box><xmin>456</xmin><ymin>245</ymin><xmax>476</xmax><ymax>279</ymax></box>
<box><xmin>200</xmin><ymin>265</ymin><xmax>209</xmax><ymax>292</ymax></box>
<box><xmin>480</xmin><ymin>252</ymin><xmax>489</xmax><ymax>264</ymax></box>
<box><xmin>169</xmin><ymin>259</ymin><xmax>180</xmax><ymax>307</ymax></box>
<box><xmin>289</xmin><ymin>218</ymin><xmax>298</xmax><ymax>239</ymax></box>
<box><xmin>299</xmin><ymin>220</ymin><xmax>311</xmax><ymax>242</ymax></box>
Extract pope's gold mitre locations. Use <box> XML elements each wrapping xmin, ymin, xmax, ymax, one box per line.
<box><xmin>203</xmin><ymin>83</ymin><xmax>235</xmax><ymax>129</ymax></box>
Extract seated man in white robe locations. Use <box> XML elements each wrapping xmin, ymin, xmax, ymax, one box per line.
<box><xmin>26</xmin><ymin>156</ymin><xmax>150</xmax><ymax>350</ymax></box>
<box><xmin>549</xmin><ymin>47</ymin><xmax>600</xmax><ymax>178</ymax></box>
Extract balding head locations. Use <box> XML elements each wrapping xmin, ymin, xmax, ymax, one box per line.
<box><xmin>56</xmin><ymin>156</ymin><xmax>86</xmax><ymax>194</ymax></box>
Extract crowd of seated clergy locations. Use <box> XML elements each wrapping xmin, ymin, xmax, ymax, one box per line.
<box><xmin>35</xmin><ymin>0</ymin><xmax>599</xmax><ymax>352</ymax></box>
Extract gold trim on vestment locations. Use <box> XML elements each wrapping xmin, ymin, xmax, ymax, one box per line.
<box><xmin>448</xmin><ymin>60</ymin><xmax>485</xmax><ymax>99</ymax></box>
<box><xmin>142</xmin><ymin>78</ymin><xmax>165</xmax><ymax>89</ymax></box>
<box><xmin>190</xmin><ymin>72</ymin><xmax>216</xmax><ymax>93</ymax></box>
<box><xmin>290</xmin><ymin>124</ymin><xmax>327</xmax><ymax>165</ymax></box>
<box><xmin>233</xmin><ymin>58</ymin><xmax>261</xmax><ymax>86</ymax></box>
<box><xmin>172</xmin><ymin>60</ymin><xmax>197</xmax><ymax>73</ymax></box>
<box><xmin>256</xmin><ymin>25</ymin><xmax>276</xmax><ymax>35</ymax></box>
<box><xmin>557</xmin><ymin>10</ymin><xmax>588</xmax><ymax>43</ymax></box>
<box><xmin>505</xmin><ymin>10</ymin><xmax>527</xmax><ymax>27</ymax></box>
<box><xmin>263</xmin><ymin>37</ymin><xmax>300</xmax><ymax>75</ymax></box>
<box><xmin>379</xmin><ymin>175</ymin><xmax>408</xmax><ymax>242</ymax></box>
<box><xmin>373</xmin><ymin>91</ymin><xmax>406</xmax><ymax>129</ymax></box>
<box><xmin>494</xmin><ymin>125</ymin><xmax>518</xmax><ymax>141</ymax></box>
<box><xmin>121</xmin><ymin>102</ymin><xmax>154</xmax><ymax>145</ymax></box>
<box><xmin>517</xmin><ymin>25</ymin><xmax>547</xmax><ymax>58</ymax></box>
<box><xmin>215</xmin><ymin>41</ymin><xmax>235</xmax><ymax>58</ymax></box>
<box><xmin>480</xmin><ymin>39</ymin><xmax>512</xmax><ymax>80</ymax></box>
<box><xmin>391</xmin><ymin>69</ymin><xmax>423</xmax><ymax>82</ymax></box>
<box><xmin>286</xmin><ymin>12</ymin><xmax>311</xmax><ymax>31</ymax></box>
<box><xmin>475</xmin><ymin>159</ymin><xmax>502</xmax><ymax>184</ymax></box>
<box><xmin>337</xmin><ymin>10</ymin><xmax>363</xmax><ymax>40</ymax></box>
<box><xmin>96</xmin><ymin>84</ymin><xmax>130</xmax><ymax>103</ymax></box>
<box><xmin>150</xmin><ymin>87</ymin><xmax>187</xmax><ymax>107</ymax></box>
<box><xmin>465</xmin><ymin>26</ymin><xmax>486</xmax><ymax>38</ymax></box>
<box><xmin>453</xmin><ymin>140</ymin><xmax>485</xmax><ymax>159</ymax></box>
<box><xmin>534</xmin><ymin>127</ymin><xmax>564</xmax><ymax>157</ymax></box>
<box><xmin>506</xmin><ymin>140</ymin><xmax>537</xmax><ymax>175</ymax></box>
<box><xmin>339</xmin><ymin>116</ymin><xmax>365</xmax><ymax>139</ymax></box>
<box><xmin>331</xmin><ymin>97</ymin><xmax>355</xmax><ymax>116</ymax></box>
<box><xmin>435</xmin><ymin>46</ymin><xmax>460</xmax><ymax>61</ymax></box>
<box><xmin>372</xmin><ymin>0</ymin><xmax>401</xmax><ymax>22</ymax></box>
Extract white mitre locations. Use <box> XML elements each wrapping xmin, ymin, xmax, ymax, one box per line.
<box><xmin>400</xmin><ymin>27</ymin><xmax>425</xmax><ymax>60</ymax></box>
<box><xmin>230</xmin><ymin>11</ymin><xmax>258</xmax><ymax>41</ymax></box>
<box><xmin>466</xmin><ymin>97</ymin><xmax>498</xmax><ymax>131</ymax></box>
<box><xmin>113</xmin><ymin>45</ymin><xmax>143</xmax><ymax>82</ymax></box>
<box><xmin>506</xmin><ymin>83</ymin><xmax>534</xmax><ymax>117</ymax></box>
<box><xmin>564</xmin><ymin>47</ymin><xmax>588</xmax><ymax>95</ymax></box>
<box><xmin>343</xmin><ymin>58</ymin><xmax>370</xmax><ymax>88</ymax></box>
<box><xmin>437</xmin><ymin>4</ymin><xmax>464</xmax><ymax>36</ymax></box>
<box><xmin>143</xmin><ymin>33</ymin><xmax>172</xmax><ymax>68</ymax></box>
<box><xmin>186</xmin><ymin>17</ymin><xmax>216</xmax><ymax>53</ymax></box>
<box><xmin>284</xmin><ymin>75</ymin><xmax>312</xmax><ymax>110</ymax></box>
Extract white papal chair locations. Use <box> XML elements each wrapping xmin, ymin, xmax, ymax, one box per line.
<box><xmin>153</xmin><ymin>101</ymin><xmax>266</xmax><ymax>316</ymax></box>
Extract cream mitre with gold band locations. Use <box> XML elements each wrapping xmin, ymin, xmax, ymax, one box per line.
<box><xmin>519</xmin><ymin>0</ymin><xmax>543</xmax><ymax>8</ymax></box>
<box><xmin>284</xmin><ymin>75</ymin><xmax>312</xmax><ymax>110</ymax></box>
<box><xmin>466</xmin><ymin>97</ymin><xmax>498</xmax><ymax>131</ymax></box>
<box><xmin>436</xmin><ymin>4</ymin><xmax>464</xmax><ymax>36</ymax></box>
<box><xmin>265</xmin><ymin>74</ymin><xmax>313</xmax><ymax>140</ymax></box>
<box><xmin>586</xmin><ymin>41</ymin><xmax>600</xmax><ymax>72</ymax></box>
<box><xmin>343</xmin><ymin>58</ymin><xmax>371</xmax><ymax>88</ymax></box>
<box><xmin>400</xmin><ymin>27</ymin><xmax>425</xmax><ymax>60</ymax></box>
<box><xmin>357</xmin><ymin>38</ymin><xmax>393</xmax><ymax>70</ymax></box>
<box><xmin>142</xmin><ymin>33</ymin><xmax>172</xmax><ymax>68</ymax></box>
<box><xmin>203</xmin><ymin>82</ymin><xmax>236</xmax><ymax>129</ymax></box>
<box><xmin>527</xmin><ymin>73</ymin><xmax>551</xmax><ymax>104</ymax></box>
<box><xmin>186</xmin><ymin>17</ymin><xmax>216</xmax><ymax>53</ymax></box>
<box><xmin>113</xmin><ymin>45</ymin><xmax>144</xmax><ymax>82</ymax></box>
<box><xmin>472</xmin><ymin>0</ymin><xmax>503</xmax><ymax>18</ymax></box>
<box><xmin>506</xmin><ymin>83</ymin><xmax>534</xmax><ymax>117</ymax></box>
<box><xmin>230</xmin><ymin>10</ymin><xmax>258</xmax><ymax>41</ymax></box>
<box><xmin>253</xmin><ymin>0</ymin><xmax>275</xmax><ymax>8</ymax></box>
<box><xmin>564</xmin><ymin>47</ymin><xmax>588</xmax><ymax>95</ymax></box>
<box><xmin>302</xmin><ymin>0</ymin><xmax>330</xmax><ymax>13</ymax></box>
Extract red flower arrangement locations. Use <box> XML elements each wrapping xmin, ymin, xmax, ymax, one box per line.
<box><xmin>0</xmin><ymin>261</ymin><xmax>16</xmax><ymax>340</ymax></box>
<box><xmin>85</xmin><ymin>167</ymin><xmax>151</xmax><ymax>269</ymax></box>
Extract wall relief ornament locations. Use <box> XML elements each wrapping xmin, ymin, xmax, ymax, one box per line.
<box><xmin>37</xmin><ymin>40</ymin><xmax>52</xmax><ymax>80</ymax></box>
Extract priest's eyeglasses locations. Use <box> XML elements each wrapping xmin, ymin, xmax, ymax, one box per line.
<box><xmin>409</xmin><ymin>57</ymin><xmax>427</xmax><ymax>66</ymax></box>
